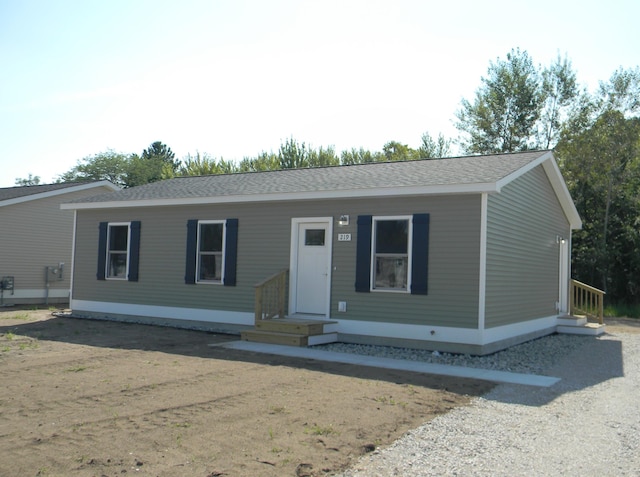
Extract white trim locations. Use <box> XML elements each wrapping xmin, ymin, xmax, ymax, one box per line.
<box><xmin>61</xmin><ymin>182</ymin><xmax>499</xmax><ymax>210</ymax></box>
<box><xmin>541</xmin><ymin>157</ymin><xmax>582</xmax><ymax>229</ymax></box>
<box><xmin>478</xmin><ymin>193</ymin><xmax>488</xmax><ymax>333</ymax></box>
<box><xmin>336</xmin><ymin>318</ymin><xmax>483</xmax><ymax>345</ymax></box>
<box><xmin>70</xmin><ymin>300</ymin><xmax>254</xmax><ymax>326</ymax></box>
<box><xmin>558</xmin><ymin>234</ymin><xmax>570</xmax><ymax>313</ymax></box>
<box><xmin>70</xmin><ymin>210</ymin><xmax>77</xmax><ymax>302</ymax></box>
<box><xmin>1</xmin><ymin>181</ymin><xmax>119</xmax><ymax>208</ymax></box>
<box><xmin>333</xmin><ymin>314</ymin><xmax>559</xmax><ymax>346</ymax></box>
<box><xmin>289</xmin><ymin>217</ymin><xmax>333</xmax><ymax>318</ymax></box>
<box><xmin>494</xmin><ymin>150</ymin><xmax>553</xmax><ymax>191</ymax></box>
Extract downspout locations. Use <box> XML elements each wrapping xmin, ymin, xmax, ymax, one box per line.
<box><xmin>478</xmin><ymin>193</ymin><xmax>488</xmax><ymax>343</ymax></box>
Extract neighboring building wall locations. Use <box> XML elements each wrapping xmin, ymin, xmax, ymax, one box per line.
<box><xmin>71</xmin><ymin>194</ymin><xmax>482</xmax><ymax>329</ymax></box>
<box><xmin>0</xmin><ymin>187</ymin><xmax>113</xmax><ymax>305</ymax></box>
<box><xmin>485</xmin><ymin>165</ymin><xmax>571</xmax><ymax>328</ymax></box>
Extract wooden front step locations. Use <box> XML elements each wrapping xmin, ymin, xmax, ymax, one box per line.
<box><xmin>241</xmin><ymin>329</ymin><xmax>309</xmax><ymax>346</ymax></box>
<box><xmin>256</xmin><ymin>318</ymin><xmax>330</xmax><ymax>335</ymax></box>
<box><xmin>241</xmin><ymin>318</ymin><xmax>338</xmax><ymax>347</ymax></box>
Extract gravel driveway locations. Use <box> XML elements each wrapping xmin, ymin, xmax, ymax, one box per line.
<box><xmin>339</xmin><ymin>322</ymin><xmax>640</xmax><ymax>476</ymax></box>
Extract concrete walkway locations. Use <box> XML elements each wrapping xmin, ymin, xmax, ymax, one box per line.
<box><xmin>213</xmin><ymin>341</ymin><xmax>560</xmax><ymax>387</ymax></box>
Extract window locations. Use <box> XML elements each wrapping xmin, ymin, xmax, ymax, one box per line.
<box><xmin>373</xmin><ymin>217</ymin><xmax>411</xmax><ymax>291</ymax></box>
<box><xmin>107</xmin><ymin>224</ymin><xmax>130</xmax><ymax>279</ymax></box>
<box><xmin>197</xmin><ymin>221</ymin><xmax>225</xmax><ymax>283</ymax></box>
<box><xmin>97</xmin><ymin>221</ymin><xmax>141</xmax><ymax>281</ymax></box>
<box><xmin>185</xmin><ymin>218</ymin><xmax>238</xmax><ymax>286</ymax></box>
<box><xmin>355</xmin><ymin>214</ymin><xmax>429</xmax><ymax>295</ymax></box>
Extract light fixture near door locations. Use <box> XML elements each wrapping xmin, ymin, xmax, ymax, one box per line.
<box><xmin>338</xmin><ymin>215</ymin><xmax>349</xmax><ymax>226</ymax></box>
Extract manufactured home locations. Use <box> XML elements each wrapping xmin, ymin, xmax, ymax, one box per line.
<box><xmin>62</xmin><ymin>151</ymin><xmax>597</xmax><ymax>354</ymax></box>
<box><xmin>0</xmin><ymin>181</ymin><xmax>119</xmax><ymax>305</ymax></box>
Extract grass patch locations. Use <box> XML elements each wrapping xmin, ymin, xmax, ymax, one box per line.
<box><xmin>605</xmin><ymin>303</ymin><xmax>640</xmax><ymax>319</ymax></box>
<box><xmin>304</xmin><ymin>424</ymin><xmax>338</xmax><ymax>436</ymax></box>
<box><xmin>3</xmin><ymin>332</ymin><xmax>16</xmax><ymax>340</ymax></box>
<box><xmin>65</xmin><ymin>365</ymin><xmax>87</xmax><ymax>373</ymax></box>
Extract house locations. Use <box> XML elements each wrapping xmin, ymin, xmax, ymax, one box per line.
<box><xmin>0</xmin><ymin>181</ymin><xmax>120</xmax><ymax>306</ymax></box>
<box><xmin>62</xmin><ymin>150</ymin><xmax>593</xmax><ymax>355</ymax></box>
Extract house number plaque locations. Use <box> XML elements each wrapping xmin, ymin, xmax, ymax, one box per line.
<box><xmin>338</xmin><ymin>233</ymin><xmax>352</xmax><ymax>241</ymax></box>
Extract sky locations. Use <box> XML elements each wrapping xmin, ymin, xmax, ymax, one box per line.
<box><xmin>0</xmin><ymin>0</ymin><xmax>639</xmax><ymax>187</ymax></box>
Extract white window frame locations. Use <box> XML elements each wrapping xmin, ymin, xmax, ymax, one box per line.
<box><xmin>106</xmin><ymin>222</ymin><xmax>131</xmax><ymax>280</ymax></box>
<box><xmin>196</xmin><ymin>220</ymin><xmax>226</xmax><ymax>285</ymax></box>
<box><xmin>371</xmin><ymin>215</ymin><xmax>412</xmax><ymax>293</ymax></box>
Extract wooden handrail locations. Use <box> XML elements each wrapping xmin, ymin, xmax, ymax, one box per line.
<box><xmin>570</xmin><ymin>279</ymin><xmax>605</xmax><ymax>325</ymax></box>
<box><xmin>254</xmin><ymin>269</ymin><xmax>288</xmax><ymax>325</ymax></box>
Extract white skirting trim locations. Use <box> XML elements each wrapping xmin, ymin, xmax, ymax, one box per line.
<box><xmin>332</xmin><ymin>315</ymin><xmax>559</xmax><ymax>346</ymax></box>
<box><xmin>70</xmin><ymin>300</ymin><xmax>254</xmax><ymax>326</ymax></box>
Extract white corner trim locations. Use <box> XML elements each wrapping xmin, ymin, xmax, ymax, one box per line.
<box><xmin>70</xmin><ymin>300</ymin><xmax>254</xmax><ymax>326</ymax></box>
<box><xmin>478</xmin><ymin>193</ymin><xmax>488</xmax><ymax>333</ymax></box>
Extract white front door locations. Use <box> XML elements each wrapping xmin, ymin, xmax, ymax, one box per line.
<box><xmin>290</xmin><ymin>219</ymin><xmax>332</xmax><ymax>316</ymax></box>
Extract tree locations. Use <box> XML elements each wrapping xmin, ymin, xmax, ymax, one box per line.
<box><xmin>15</xmin><ymin>174</ymin><xmax>41</xmax><ymax>186</ymax></box>
<box><xmin>126</xmin><ymin>141</ymin><xmax>179</xmax><ymax>187</ymax></box>
<box><xmin>556</xmin><ymin>68</ymin><xmax>640</xmax><ymax>304</ymax></box>
<box><xmin>340</xmin><ymin>148</ymin><xmax>381</xmax><ymax>165</ymax></box>
<box><xmin>455</xmin><ymin>48</ymin><xmax>544</xmax><ymax>154</ymax></box>
<box><xmin>57</xmin><ymin>150</ymin><xmax>130</xmax><ymax>186</ymax></box>
<box><xmin>307</xmin><ymin>146</ymin><xmax>340</xmax><ymax>167</ymax></box>
<box><xmin>538</xmin><ymin>55</ymin><xmax>579</xmax><ymax>148</ymax></box>
<box><xmin>177</xmin><ymin>152</ymin><xmax>238</xmax><ymax>176</ymax></box>
<box><xmin>418</xmin><ymin>132</ymin><xmax>452</xmax><ymax>159</ymax></box>
<box><xmin>238</xmin><ymin>152</ymin><xmax>280</xmax><ymax>172</ymax></box>
<box><xmin>278</xmin><ymin>137</ymin><xmax>309</xmax><ymax>169</ymax></box>
<box><xmin>382</xmin><ymin>141</ymin><xmax>419</xmax><ymax>161</ymax></box>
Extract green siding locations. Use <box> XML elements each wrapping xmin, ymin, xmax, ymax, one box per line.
<box><xmin>0</xmin><ymin>186</ymin><xmax>114</xmax><ymax>300</ymax></box>
<box><xmin>485</xmin><ymin>165</ymin><xmax>571</xmax><ymax>327</ymax></box>
<box><xmin>73</xmin><ymin>194</ymin><xmax>482</xmax><ymax>328</ymax></box>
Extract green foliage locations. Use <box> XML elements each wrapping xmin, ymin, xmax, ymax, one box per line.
<box><xmin>340</xmin><ymin>148</ymin><xmax>382</xmax><ymax>165</ymax></box>
<box><xmin>456</xmin><ymin>48</ymin><xmax>545</xmax><ymax>154</ymax></box>
<box><xmin>456</xmin><ymin>48</ymin><xmax>580</xmax><ymax>154</ymax></box>
<box><xmin>177</xmin><ymin>152</ymin><xmax>236</xmax><ymax>176</ymax></box>
<box><xmin>382</xmin><ymin>141</ymin><xmax>420</xmax><ymax>161</ymax></box>
<box><xmin>418</xmin><ymin>132</ymin><xmax>452</xmax><ymax>159</ymax></box>
<box><xmin>14</xmin><ymin>173</ymin><xmax>41</xmax><ymax>186</ymax></box>
<box><xmin>57</xmin><ymin>150</ymin><xmax>130</xmax><ymax>186</ymax></box>
<box><xmin>126</xmin><ymin>141</ymin><xmax>180</xmax><ymax>187</ymax></box>
<box><xmin>556</xmin><ymin>68</ymin><xmax>640</xmax><ymax>304</ymax></box>
<box><xmin>604</xmin><ymin>303</ymin><xmax>640</xmax><ymax>319</ymax></box>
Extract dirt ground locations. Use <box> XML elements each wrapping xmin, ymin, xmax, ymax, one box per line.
<box><xmin>0</xmin><ymin>307</ymin><xmax>493</xmax><ymax>477</ymax></box>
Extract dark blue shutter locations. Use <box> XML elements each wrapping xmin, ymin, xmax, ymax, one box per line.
<box><xmin>411</xmin><ymin>213</ymin><xmax>430</xmax><ymax>295</ymax></box>
<box><xmin>97</xmin><ymin>222</ymin><xmax>108</xmax><ymax>280</ymax></box>
<box><xmin>355</xmin><ymin>215</ymin><xmax>372</xmax><ymax>292</ymax></box>
<box><xmin>128</xmin><ymin>221</ymin><xmax>141</xmax><ymax>282</ymax></box>
<box><xmin>185</xmin><ymin>220</ymin><xmax>198</xmax><ymax>284</ymax></box>
<box><xmin>223</xmin><ymin>218</ymin><xmax>239</xmax><ymax>286</ymax></box>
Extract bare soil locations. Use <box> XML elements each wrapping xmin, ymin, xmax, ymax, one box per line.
<box><xmin>0</xmin><ymin>307</ymin><xmax>493</xmax><ymax>477</ymax></box>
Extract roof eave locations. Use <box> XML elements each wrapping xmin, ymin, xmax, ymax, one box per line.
<box><xmin>61</xmin><ymin>182</ymin><xmax>499</xmax><ymax>210</ymax></box>
<box><xmin>1</xmin><ymin>181</ymin><xmax>120</xmax><ymax>208</ymax></box>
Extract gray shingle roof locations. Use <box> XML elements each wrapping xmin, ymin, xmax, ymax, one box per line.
<box><xmin>0</xmin><ymin>182</ymin><xmax>91</xmax><ymax>202</ymax></box>
<box><xmin>68</xmin><ymin>151</ymin><xmax>551</xmax><ymax>207</ymax></box>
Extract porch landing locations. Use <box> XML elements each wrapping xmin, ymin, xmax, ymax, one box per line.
<box><xmin>557</xmin><ymin>315</ymin><xmax>606</xmax><ymax>336</ymax></box>
<box><xmin>241</xmin><ymin>317</ymin><xmax>338</xmax><ymax>347</ymax></box>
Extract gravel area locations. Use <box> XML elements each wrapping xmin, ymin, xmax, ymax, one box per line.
<box><xmin>330</xmin><ymin>327</ymin><xmax>640</xmax><ymax>476</ymax></box>
<box><xmin>317</xmin><ymin>333</ymin><xmax>589</xmax><ymax>375</ymax></box>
